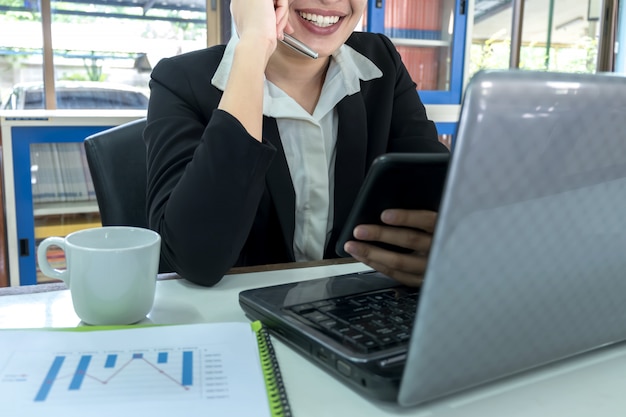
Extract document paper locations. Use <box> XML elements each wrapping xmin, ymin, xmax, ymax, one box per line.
<box><xmin>0</xmin><ymin>322</ymin><xmax>272</xmax><ymax>417</ymax></box>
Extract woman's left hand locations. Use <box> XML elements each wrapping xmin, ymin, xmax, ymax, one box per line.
<box><xmin>343</xmin><ymin>209</ymin><xmax>437</xmax><ymax>287</ymax></box>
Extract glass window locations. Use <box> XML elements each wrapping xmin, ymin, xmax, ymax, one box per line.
<box><xmin>1</xmin><ymin>0</ymin><xmax>208</xmax><ymax>110</ymax></box>
<box><xmin>471</xmin><ymin>0</ymin><xmax>602</xmax><ymax>76</ymax></box>
<box><xmin>0</xmin><ymin>0</ymin><xmax>45</xmax><ymax>108</ymax></box>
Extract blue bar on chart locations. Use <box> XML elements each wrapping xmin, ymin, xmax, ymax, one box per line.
<box><xmin>69</xmin><ymin>355</ymin><xmax>92</xmax><ymax>390</ymax></box>
<box><xmin>158</xmin><ymin>352</ymin><xmax>168</xmax><ymax>364</ymax></box>
<box><xmin>105</xmin><ymin>354</ymin><xmax>117</xmax><ymax>368</ymax></box>
<box><xmin>34</xmin><ymin>356</ymin><xmax>65</xmax><ymax>402</ymax></box>
<box><xmin>182</xmin><ymin>351</ymin><xmax>193</xmax><ymax>386</ymax></box>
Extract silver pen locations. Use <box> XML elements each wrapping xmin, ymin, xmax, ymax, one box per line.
<box><xmin>280</xmin><ymin>33</ymin><xmax>319</xmax><ymax>59</ymax></box>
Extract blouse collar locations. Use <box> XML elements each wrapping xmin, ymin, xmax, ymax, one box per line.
<box><xmin>211</xmin><ymin>35</ymin><xmax>382</xmax><ymax>97</ymax></box>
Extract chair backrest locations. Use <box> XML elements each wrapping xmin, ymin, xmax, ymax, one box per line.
<box><xmin>84</xmin><ymin>118</ymin><xmax>172</xmax><ymax>273</ymax></box>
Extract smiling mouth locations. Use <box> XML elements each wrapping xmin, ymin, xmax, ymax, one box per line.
<box><xmin>298</xmin><ymin>11</ymin><xmax>341</xmax><ymax>28</ymax></box>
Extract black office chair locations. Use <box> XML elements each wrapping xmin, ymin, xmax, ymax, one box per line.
<box><xmin>84</xmin><ymin>118</ymin><xmax>173</xmax><ymax>273</ymax></box>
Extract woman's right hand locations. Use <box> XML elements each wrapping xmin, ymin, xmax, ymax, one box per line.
<box><xmin>230</xmin><ymin>0</ymin><xmax>292</xmax><ymax>56</ymax></box>
<box><xmin>221</xmin><ymin>0</ymin><xmax>293</xmax><ymax>140</ymax></box>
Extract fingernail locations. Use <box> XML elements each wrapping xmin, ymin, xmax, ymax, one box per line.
<box><xmin>381</xmin><ymin>210</ymin><xmax>396</xmax><ymax>223</ymax></box>
<box><xmin>344</xmin><ymin>242</ymin><xmax>355</xmax><ymax>254</ymax></box>
<box><xmin>344</xmin><ymin>242</ymin><xmax>362</xmax><ymax>257</ymax></box>
<box><xmin>354</xmin><ymin>227</ymin><xmax>369</xmax><ymax>239</ymax></box>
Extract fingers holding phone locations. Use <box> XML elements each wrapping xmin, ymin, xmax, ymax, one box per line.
<box><xmin>343</xmin><ymin>209</ymin><xmax>436</xmax><ymax>287</ymax></box>
<box><xmin>334</xmin><ymin>153</ymin><xmax>448</xmax><ymax>287</ymax></box>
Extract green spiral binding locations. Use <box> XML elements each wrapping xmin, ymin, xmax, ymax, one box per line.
<box><xmin>252</xmin><ymin>320</ymin><xmax>292</xmax><ymax>417</ymax></box>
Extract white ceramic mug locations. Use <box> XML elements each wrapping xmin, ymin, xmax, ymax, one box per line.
<box><xmin>37</xmin><ymin>226</ymin><xmax>161</xmax><ymax>325</ymax></box>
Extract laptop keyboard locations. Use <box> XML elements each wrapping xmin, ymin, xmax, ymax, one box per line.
<box><xmin>285</xmin><ymin>287</ymin><xmax>420</xmax><ymax>353</ymax></box>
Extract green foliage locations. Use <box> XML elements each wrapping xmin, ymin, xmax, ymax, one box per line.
<box><xmin>1</xmin><ymin>11</ymin><xmax>38</xmax><ymax>22</ymax></box>
<box><xmin>59</xmin><ymin>73</ymin><xmax>88</xmax><ymax>81</ymax></box>
<box><xmin>469</xmin><ymin>39</ymin><xmax>511</xmax><ymax>75</ymax></box>
<box><xmin>470</xmin><ymin>37</ymin><xmax>598</xmax><ymax>75</ymax></box>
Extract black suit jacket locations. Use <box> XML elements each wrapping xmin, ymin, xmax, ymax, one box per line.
<box><xmin>145</xmin><ymin>32</ymin><xmax>449</xmax><ymax>286</ymax></box>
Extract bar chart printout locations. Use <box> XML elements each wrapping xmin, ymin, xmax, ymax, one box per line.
<box><xmin>32</xmin><ymin>348</ymin><xmax>195</xmax><ymax>402</ymax></box>
<box><xmin>0</xmin><ymin>323</ymin><xmax>272</xmax><ymax>417</ymax></box>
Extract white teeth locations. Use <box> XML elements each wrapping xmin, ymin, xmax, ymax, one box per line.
<box><xmin>299</xmin><ymin>12</ymin><xmax>340</xmax><ymax>28</ymax></box>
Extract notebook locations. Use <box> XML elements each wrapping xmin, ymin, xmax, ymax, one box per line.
<box><xmin>0</xmin><ymin>322</ymin><xmax>291</xmax><ymax>417</ymax></box>
<box><xmin>239</xmin><ymin>69</ymin><xmax>626</xmax><ymax>406</ymax></box>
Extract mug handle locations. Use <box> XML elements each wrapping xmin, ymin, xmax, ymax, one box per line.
<box><xmin>37</xmin><ymin>237</ymin><xmax>69</xmax><ymax>284</ymax></box>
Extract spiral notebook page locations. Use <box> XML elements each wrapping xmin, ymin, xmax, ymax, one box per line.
<box><xmin>0</xmin><ymin>323</ymin><xmax>277</xmax><ymax>417</ymax></box>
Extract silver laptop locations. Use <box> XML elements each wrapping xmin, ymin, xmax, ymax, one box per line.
<box><xmin>239</xmin><ymin>69</ymin><xmax>626</xmax><ymax>406</ymax></box>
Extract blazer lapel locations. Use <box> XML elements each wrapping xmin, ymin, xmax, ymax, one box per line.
<box><xmin>325</xmin><ymin>93</ymin><xmax>368</xmax><ymax>258</ymax></box>
<box><xmin>263</xmin><ymin>116</ymin><xmax>296</xmax><ymax>261</ymax></box>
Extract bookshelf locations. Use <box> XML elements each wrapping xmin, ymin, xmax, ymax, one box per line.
<box><xmin>0</xmin><ymin>111</ymin><xmax>145</xmax><ymax>286</ymax></box>
<box><xmin>366</xmin><ymin>0</ymin><xmax>468</xmax><ymax>137</ymax></box>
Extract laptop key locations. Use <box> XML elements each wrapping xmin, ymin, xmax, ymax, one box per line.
<box><xmin>345</xmin><ymin>334</ymin><xmax>380</xmax><ymax>353</ymax></box>
<box><xmin>362</xmin><ymin>339</ymin><xmax>380</xmax><ymax>350</ymax></box>
<box><xmin>291</xmin><ymin>303</ymin><xmax>316</xmax><ymax>314</ymax></box>
<box><xmin>302</xmin><ymin>311</ymin><xmax>331</xmax><ymax>323</ymax></box>
<box><xmin>318</xmin><ymin>304</ymin><xmax>337</xmax><ymax>313</ymax></box>
<box><xmin>376</xmin><ymin>335</ymin><xmax>395</xmax><ymax>346</ymax></box>
<box><xmin>318</xmin><ymin>319</ymin><xmax>338</xmax><ymax>329</ymax></box>
<box><xmin>388</xmin><ymin>314</ymin><xmax>403</xmax><ymax>323</ymax></box>
<box><xmin>394</xmin><ymin>332</ymin><xmax>412</xmax><ymax>342</ymax></box>
<box><xmin>312</xmin><ymin>300</ymin><xmax>334</xmax><ymax>308</ymax></box>
<box><xmin>346</xmin><ymin>312</ymin><xmax>375</xmax><ymax>324</ymax></box>
<box><xmin>373</xmin><ymin>326</ymin><xmax>398</xmax><ymax>337</ymax></box>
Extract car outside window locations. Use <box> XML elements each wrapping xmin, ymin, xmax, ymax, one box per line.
<box><xmin>2</xmin><ymin>83</ymin><xmax>149</xmax><ymax>110</ymax></box>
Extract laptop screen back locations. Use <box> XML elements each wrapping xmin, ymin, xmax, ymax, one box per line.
<box><xmin>400</xmin><ymin>70</ymin><xmax>626</xmax><ymax>405</ymax></box>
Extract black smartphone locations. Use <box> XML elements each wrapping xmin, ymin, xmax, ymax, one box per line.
<box><xmin>335</xmin><ymin>153</ymin><xmax>449</xmax><ymax>257</ymax></box>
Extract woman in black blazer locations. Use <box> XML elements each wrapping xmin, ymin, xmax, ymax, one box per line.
<box><xmin>144</xmin><ymin>0</ymin><xmax>449</xmax><ymax>287</ymax></box>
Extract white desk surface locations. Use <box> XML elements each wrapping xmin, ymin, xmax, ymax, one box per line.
<box><xmin>2</xmin><ymin>262</ymin><xmax>626</xmax><ymax>416</ymax></box>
